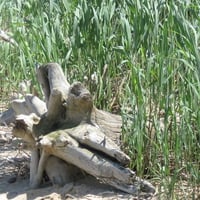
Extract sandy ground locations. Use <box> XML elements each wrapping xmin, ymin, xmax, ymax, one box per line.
<box><xmin>0</xmin><ymin>125</ymin><xmax>156</xmax><ymax>200</ymax></box>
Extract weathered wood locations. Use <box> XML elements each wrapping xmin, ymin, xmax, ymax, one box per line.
<box><xmin>12</xmin><ymin>114</ymin><xmax>133</xmax><ymax>191</ymax></box>
<box><xmin>12</xmin><ymin>113</ymin><xmax>127</xmax><ymax>165</ymax></box>
<box><xmin>11</xmin><ymin>95</ymin><xmax>47</xmax><ymax>187</ymax></box>
<box><xmin>38</xmin><ymin>130</ymin><xmax>155</xmax><ymax>194</ymax></box>
<box><xmin>30</xmin><ymin>149</ymin><xmax>39</xmax><ymax>185</ymax></box>
<box><xmin>30</xmin><ymin>149</ymin><xmax>50</xmax><ymax>188</ymax></box>
<box><xmin>12</xmin><ymin>94</ymin><xmax>47</xmax><ymax>116</ymax></box>
<box><xmin>45</xmin><ymin>156</ymin><xmax>82</xmax><ymax>187</ymax></box>
<box><xmin>63</xmin><ymin>124</ymin><xmax>130</xmax><ymax>165</ymax></box>
<box><xmin>34</xmin><ymin>63</ymin><xmax>71</xmax><ymax>137</ymax></box>
<box><xmin>41</xmin><ymin>132</ymin><xmax>133</xmax><ymax>183</ymax></box>
<box><xmin>91</xmin><ymin>108</ymin><xmax>122</xmax><ymax>145</ymax></box>
<box><xmin>11</xmin><ymin>62</ymin><xmax>155</xmax><ymax>196</ymax></box>
<box><xmin>12</xmin><ymin>113</ymin><xmax>40</xmax><ymax>143</ymax></box>
<box><xmin>0</xmin><ymin>94</ymin><xmax>46</xmax><ymax>125</ymax></box>
<box><xmin>39</xmin><ymin>131</ymin><xmax>137</xmax><ymax>194</ymax></box>
<box><xmin>37</xmin><ymin>63</ymin><xmax>70</xmax><ymax>113</ymax></box>
<box><xmin>63</xmin><ymin>82</ymin><xmax>93</xmax><ymax>126</ymax></box>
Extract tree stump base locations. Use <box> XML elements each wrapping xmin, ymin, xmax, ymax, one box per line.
<box><xmin>11</xmin><ymin>63</ymin><xmax>155</xmax><ymax>196</ymax></box>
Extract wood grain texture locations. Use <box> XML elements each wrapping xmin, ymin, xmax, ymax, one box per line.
<box><xmin>11</xmin><ymin>63</ymin><xmax>155</xmax><ymax>195</ymax></box>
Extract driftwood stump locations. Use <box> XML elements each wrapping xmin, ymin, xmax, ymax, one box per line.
<box><xmin>11</xmin><ymin>63</ymin><xmax>155</xmax><ymax>195</ymax></box>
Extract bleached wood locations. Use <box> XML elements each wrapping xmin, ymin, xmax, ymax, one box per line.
<box><xmin>25</xmin><ymin>94</ymin><xmax>47</xmax><ymax>116</ymax></box>
<box><xmin>30</xmin><ymin>149</ymin><xmax>39</xmax><ymax>184</ymax></box>
<box><xmin>11</xmin><ymin>62</ymin><xmax>155</xmax><ymax>195</ymax></box>
<box><xmin>45</xmin><ymin>156</ymin><xmax>82</xmax><ymax>186</ymax></box>
<box><xmin>30</xmin><ymin>149</ymin><xmax>50</xmax><ymax>189</ymax></box>
<box><xmin>39</xmin><ymin>131</ymin><xmax>137</xmax><ymax>194</ymax></box>
<box><xmin>12</xmin><ymin>99</ymin><xmax>30</xmax><ymax>115</ymax></box>
<box><xmin>64</xmin><ymin>124</ymin><xmax>130</xmax><ymax>165</ymax></box>
<box><xmin>36</xmin><ymin>63</ymin><xmax>70</xmax><ymax>111</ymax></box>
<box><xmin>12</xmin><ymin>113</ymin><xmax>40</xmax><ymax>143</ymax></box>
<box><xmin>11</xmin><ymin>94</ymin><xmax>47</xmax><ymax>116</ymax></box>
<box><xmin>33</xmin><ymin>63</ymin><xmax>71</xmax><ymax>136</ymax></box>
<box><xmin>91</xmin><ymin>108</ymin><xmax>122</xmax><ymax>145</ymax></box>
<box><xmin>63</xmin><ymin>82</ymin><xmax>93</xmax><ymax>126</ymax></box>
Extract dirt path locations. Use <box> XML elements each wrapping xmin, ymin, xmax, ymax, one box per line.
<box><xmin>0</xmin><ymin>126</ymin><xmax>156</xmax><ymax>200</ymax></box>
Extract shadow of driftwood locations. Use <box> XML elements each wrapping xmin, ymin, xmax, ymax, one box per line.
<box><xmin>3</xmin><ymin>175</ymin><xmax>154</xmax><ymax>200</ymax></box>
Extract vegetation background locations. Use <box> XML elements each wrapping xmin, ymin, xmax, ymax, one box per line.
<box><xmin>0</xmin><ymin>0</ymin><xmax>199</xmax><ymax>199</ymax></box>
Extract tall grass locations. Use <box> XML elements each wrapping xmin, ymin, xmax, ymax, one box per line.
<box><xmin>0</xmin><ymin>0</ymin><xmax>199</xmax><ymax>199</ymax></box>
